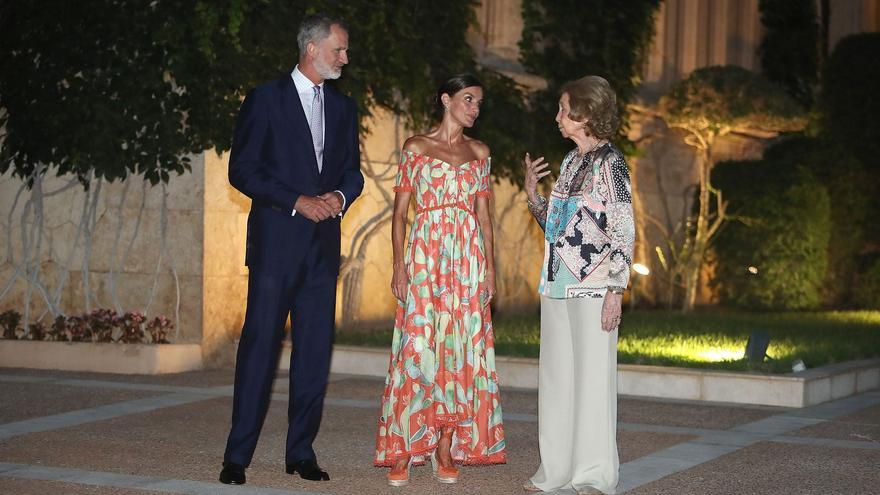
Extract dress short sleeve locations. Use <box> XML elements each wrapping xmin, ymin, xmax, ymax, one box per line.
<box><xmin>393</xmin><ymin>150</ymin><xmax>416</xmax><ymax>193</ymax></box>
<box><xmin>476</xmin><ymin>156</ymin><xmax>492</xmax><ymax>198</ymax></box>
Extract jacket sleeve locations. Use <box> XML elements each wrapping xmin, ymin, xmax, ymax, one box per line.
<box><xmin>228</xmin><ymin>88</ymin><xmax>304</xmax><ymax>211</ymax></box>
<box><xmin>334</xmin><ymin>99</ymin><xmax>364</xmax><ymax>215</ymax></box>
<box><xmin>604</xmin><ymin>153</ymin><xmax>635</xmax><ymax>288</ymax></box>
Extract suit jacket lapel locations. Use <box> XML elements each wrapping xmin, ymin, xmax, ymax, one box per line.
<box><xmin>278</xmin><ymin>76</ymin><xmax>320</xmax><ymax>177</ymax></box>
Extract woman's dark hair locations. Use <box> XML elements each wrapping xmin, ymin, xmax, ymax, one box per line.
<box><xmin>436</xmin><ymin>73</ymin><xmax>482</xmax><ymax>114</ymax></box>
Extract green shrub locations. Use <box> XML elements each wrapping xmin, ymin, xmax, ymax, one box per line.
<box><xmin>855</xmin><ymin>259</ymin><xmax>880</xmax><ymax>309</ymax></box>
<box><xmin>713</xmin><ymin>161</ymin><xmax>830</xmax><ymax>310</ymax></box>
<box><xmin>762</xmin><ymin>137</ymin><xmax>869</xmax><ymax>305</ymax></box>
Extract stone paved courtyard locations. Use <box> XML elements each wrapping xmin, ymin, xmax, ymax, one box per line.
<box><xmin>1</xmin><ymin>368</ymin><xmax>878</xmax><ymax>494</ymax></box>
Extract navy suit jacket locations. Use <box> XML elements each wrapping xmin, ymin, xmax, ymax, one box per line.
<box><xmin>229</xmin><ymin>74</ymin><xmax>364</xmax><ymax>276</ymax></box>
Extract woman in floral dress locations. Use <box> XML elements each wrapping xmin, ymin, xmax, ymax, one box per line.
<box><xmin>375</xmin><ymin>74</ymin><xmax>506</xmax><ymax>486</ymax></box>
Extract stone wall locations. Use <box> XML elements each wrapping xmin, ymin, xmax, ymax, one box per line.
<box><xmin>0</xmin><ymin>157</ymin><xmax>206</xmax><ymax>346</ymax></box>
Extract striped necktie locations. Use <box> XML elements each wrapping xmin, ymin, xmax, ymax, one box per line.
<box><xmin>310</xmin><ymin>85</ymin><xmax>324</xmax><ymax>172</ymax></box>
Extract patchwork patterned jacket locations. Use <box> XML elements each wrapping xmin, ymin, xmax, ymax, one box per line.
<box><xmin>528</xmin><ymin>143</ymin><xmax>635</xmax><ymax>299</ymax></box>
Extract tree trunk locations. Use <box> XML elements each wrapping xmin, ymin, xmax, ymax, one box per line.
<box><xmin>681</xmin><ymin>142</ymin><xmax>712</xmax><ymax>312</ymax></box>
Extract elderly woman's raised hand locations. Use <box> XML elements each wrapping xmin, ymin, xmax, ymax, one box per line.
<box><xmin>523</xmin><ymin>153</ymin><xmax>551</xmax><ymax>202</ymax></box>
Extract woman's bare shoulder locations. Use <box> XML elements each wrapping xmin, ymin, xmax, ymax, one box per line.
<box><xmin>402</xmin><ymin>135</ymin><xmax>433</xmax><ymax>154</ymax></box>
<box><xmin>465</xmin><ymin>138</ymin><xmax>491</xmax><ymax>160</ymax></box>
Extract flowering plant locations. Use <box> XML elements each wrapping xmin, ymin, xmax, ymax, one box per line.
<box><xmin>0</xmin><ymin>309</ymin><xmax>172</xmax><ymax>343</ymax></box>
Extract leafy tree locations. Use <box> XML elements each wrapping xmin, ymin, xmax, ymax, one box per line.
<box><xmin>0</xmin><ymin>0</ymin><xmax>531</xmax><ymax>187</ymax></box>
<box><xmin>518</xmin><ymin>0</ymin><xmax>660</xmax><ymax>169</ymax></box>
<box><xmin>758</xmin><ymin>0</ymin><xmax>819</xmax><ymax>107</ymax></box>
<box><xmin>659</xmin><ymin>65</ymin><xmax>807</xmax><ymax>311</ymax></box>
<box><xmin>0</xmin><ymin>0</ymin><xmax>269</xmax><ymax>185</ymax></box>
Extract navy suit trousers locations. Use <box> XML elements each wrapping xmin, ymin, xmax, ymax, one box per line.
<box><xmin>223</xmin><ymin>239</ymin><xmax>337</xmax><ymax>466</ymax></box>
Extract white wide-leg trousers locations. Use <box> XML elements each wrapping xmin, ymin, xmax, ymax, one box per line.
<box><xmin>531</xmin><ymin>295</ymin><xmax>619</xmax><ymax>494</ymax></box>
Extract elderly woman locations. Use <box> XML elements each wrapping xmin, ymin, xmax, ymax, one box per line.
<box><xmin>522</xmin><ymin>75</ymin><xmax>634</xmax><ymax>494</ymax></box>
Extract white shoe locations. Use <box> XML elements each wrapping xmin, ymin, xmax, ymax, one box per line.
<box><xmin>522</xmin><ymin>479</ymin><xmax>542</xmax><ymax>492</ymax></box>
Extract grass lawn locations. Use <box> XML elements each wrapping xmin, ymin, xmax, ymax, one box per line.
<box><xmin>336</xmin><ymin>309</ymin><xmax>880</xmax><ymax>374</ymax></box>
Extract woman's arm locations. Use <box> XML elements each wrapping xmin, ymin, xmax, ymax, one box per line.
<box><xmin>601</xmin><ymin>153</ymin><xmax>635</xmax><ymax>332</ymax></box>
<box><xmin>390</xmin><ymin>190</ymin><xmax>411</xmax><ymax>302</ymax></box>
<box><xmin>604</xmin><ymin>153</ymin><xmax>635</xmax><ymax>290</ymax></box>
<box><xmin>390</xmin><ymin>139</ymin><xmax>422</xmax><ymax>302</ymax></box>
<box><xmin>475</xmin><ymin>195</ymin><xmax>496</xmax><ymax>307</ymax></box>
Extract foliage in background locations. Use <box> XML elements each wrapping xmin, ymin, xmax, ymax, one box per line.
<box><xmin>758</xmin><ymin>0</ymin><xmax>819</xmax><ymax>107</ymax></box>
<box><xmin>855</xmin><ymin>260</ymin><xmax>880</xmax><ymax>310</ymax></box>
<box><xmin>0</xmin><ymin>309</ymin><xmax>172</xmax><ymax>343</ymax></box>
<box><xmin>657</xmin><ymin>65</ymin><xmax>807</xmax><ymax>311</ymax></box>
<box><xmin>469</xmin><ymin>71</ymin><xmax>534</xmax><ymax>183</ymax></box>
<box><xmin>818</xmin><ymin>33</ymin><xmax>880</xmax><ymax>172</ymax></box>
<box><xmin>0</xmin><ymin>0</ymin><xmax>261</xmax><ymax>185</ymax></box>
<box><xmin>518</xmin><ymin>0</ymin><xmax>660</xmax><ymax>173</ymax></box>
<box><xmin>0</xmin><ymin>0</ymin><xmax>537</xmax><ymax>186</ymax></box>
<box><xmin>662</xmin><ymin>66</ymin><xmax>808</xmax><ymax>135</ymax></box>
<box><xmin>818</xmin><ymin>33</ymin><xmax>880</xmax><ymax>247</ymax></box>
<box><xmin>712</xmin><ymin>159</ymin><xmax>830</xmax><ymax>310</ymax></box>
<box><xmin>761</xmin><ymin>137</ymin><xmax>869</xmax><ymax>307</ymax></box>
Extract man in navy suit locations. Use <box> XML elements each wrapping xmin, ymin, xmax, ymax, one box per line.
<box><xmin>219</xmin><ymin>13</ymin><xmax>364</xmax><ymax>486</ymax></box>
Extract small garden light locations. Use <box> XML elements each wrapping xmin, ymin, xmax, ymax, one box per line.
<box><xmin>633</xmin><ymin>263</ymin><xmax>650</xmax><ymax>276</ymax></box>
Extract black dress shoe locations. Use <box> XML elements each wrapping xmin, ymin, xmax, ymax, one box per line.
<box><xmin>219</xmin><ymin>462</ymin><xmax>246</xmax><ymax>485</ymax></box>
<box><xmin>286</xmin><ymin>459</ymin><xmax>330</xmax><ymax>481</ymax></box>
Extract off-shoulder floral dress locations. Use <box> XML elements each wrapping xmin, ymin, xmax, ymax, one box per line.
<box><xmin>374</xmin><ymin>150</ymin><xmax>506</xmax><ymax>467</ymax></box>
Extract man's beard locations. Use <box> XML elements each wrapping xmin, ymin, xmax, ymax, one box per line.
<box><xmin>315</xmin><ymin>58</ymin><xmax>342</xmax><ymax>80</ymax></box>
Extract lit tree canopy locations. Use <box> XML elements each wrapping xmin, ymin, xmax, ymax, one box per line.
<box><xmin>657</xmin><ymin>65</ymin><xmax>807</xmax><ymax>311</ymax></box>
<box><xmin>661</xmin><ymin>65</ymin><xmax>807</xmax><ymax>141</ymax></box>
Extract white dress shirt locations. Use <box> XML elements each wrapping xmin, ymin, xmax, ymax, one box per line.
<box><xmin>290</xmin><ymin>66</ymin><xmax>346</xmax><ymax>217</ymax></box>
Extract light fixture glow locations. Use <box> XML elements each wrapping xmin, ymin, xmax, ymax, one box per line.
<box><xmin>633</xmin><ymin>263</ymin><xmax>650</xmax><ymax>276</ymax></box>
<box><xmin>697</xmin><ymin>348</ymin><xmax>743</xmax><ymax>362</ymax></box>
